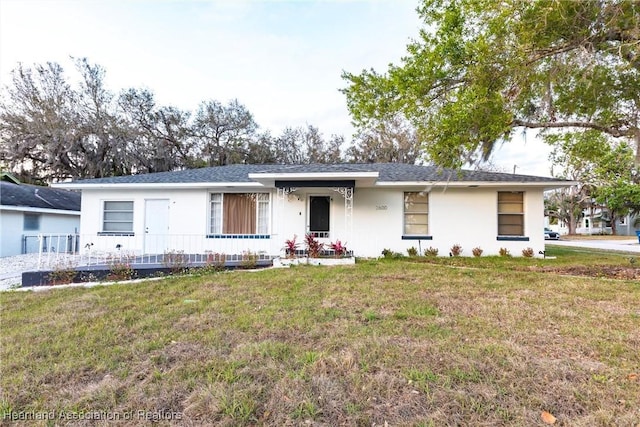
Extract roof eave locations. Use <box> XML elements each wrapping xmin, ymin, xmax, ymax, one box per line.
<box><xmin>248</xmin><ymin>171</ymin><xmax>379</xmax><ymax>179</ymax></box>
<box><xmin>374</xmin><ymin>180</ymin><xmax>576</xmax><ymax>189</ymax></box>
<box><xmin>53</xmin><ymin>178</ymin><xmax>576</xmax><ymax>191</ymax></box>
<box><xmin>0</xmin><ymin>205</ymin><xmax>80</xmax><ymax>215</ymax></box>
<box><xmin>53</xmin><ymin>182</ymin><xmax>264</xmax><ymax>190</ymax></box>
<box><xmin>248</xmin><ymin>171</ymin><xmax>380</xmax><ymax>187</ymax></box>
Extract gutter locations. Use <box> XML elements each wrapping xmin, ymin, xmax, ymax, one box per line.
<box><xmin>52</xmin><ymin>182</ymin><xmax>263</xmax><ymax>190</ymax></box>
<box><xmin>0</xmin><ymin>205</ymin><xmax>81</xmax><ymax>216</ymax></box>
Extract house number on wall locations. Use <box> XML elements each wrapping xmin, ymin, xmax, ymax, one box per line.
<box><xmin>375</xmin><ymin>205</ymin><xmax>388</xmax><ymax>210</ymax></box>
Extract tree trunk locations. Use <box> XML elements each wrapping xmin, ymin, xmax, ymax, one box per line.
<box><xmin>568</xmin><ymin>211</ymin><xmax>576</xmax><ymax>235</ymax></box>
<box><xmin>610</xmin><ymin>212</ymin><xmax>617</xmax><ymax>236</ymax></box>
<box><xmin>635</xmin><ymin>131</ymin><xmax>640</xmax><ymax>166</ymax></box>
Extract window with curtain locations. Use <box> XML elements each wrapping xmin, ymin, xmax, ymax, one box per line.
<box><xmin>403</xmin><ymin>192</ymin><xmax>429</xmax><ymax>235</ymax></box>
<box><xmin>210</xmin><ymin>193</ymin><xmax>270</xmax><ymax>235</ymax></box>
<box><xmin>497</xmin><ymin>192</ymin><xmax>524</xmax><ymax>236</ymax></box>
<box><xmin>102</xmin><ymin>201</ymin><xmax>134</xmax><ymax>232</ymax></box>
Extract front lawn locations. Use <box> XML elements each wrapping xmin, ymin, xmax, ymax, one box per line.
<box><xmin>1</xmin><ymin>247</ymin><xmax>639</xmax><ymax>426</ymax></box>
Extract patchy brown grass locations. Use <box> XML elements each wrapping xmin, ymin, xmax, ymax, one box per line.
<box><xmin>1</xmin><ymin>251</ymin><xmax>639</xmax><ymax>426</ymax></box>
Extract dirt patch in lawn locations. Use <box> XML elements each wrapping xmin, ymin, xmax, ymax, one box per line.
<box><xmin>527</xmin><ymin>265</ymin><xmax>640</xmax><ymax>280</ymax></box>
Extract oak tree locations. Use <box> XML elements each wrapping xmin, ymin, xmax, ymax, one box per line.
<box><xmin>342</xmin><ymin>0</ymin><xmax>640</xmax><ymax>167</ymax></box>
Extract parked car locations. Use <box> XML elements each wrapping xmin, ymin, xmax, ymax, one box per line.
<box><xmin>544</xmin><ymin>227</ymin><xmax>560</xmax><ymax>240</ymax></box>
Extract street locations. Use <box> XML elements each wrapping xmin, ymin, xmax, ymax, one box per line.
<box><xmin>547</xmin><ymin>238</ymin><xmax>640</xmax><ymax>254</ymax></box>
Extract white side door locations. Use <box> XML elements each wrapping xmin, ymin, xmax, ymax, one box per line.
<box><xmin>144</xmin><ymin>199</ymin><xmax>170</xmax><ymax>254</ymax></box>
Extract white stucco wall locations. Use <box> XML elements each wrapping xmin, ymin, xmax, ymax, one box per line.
<box><xmin>78</xmin><ymin>185</ymin><xmax>546</xmax><ymax>259</ymax></box>
<box><xmin>79</xmin><ymin>188</ymin><xmax>276</xmax><ymax>256</ymax></box>
<box><xmin>0</xmin><ymin>210</ymin><xmax>22</xmax><ymax>257</ymax></box>
<box><xmin>346</xmin><ymin>187</ymin><xmax>545</xmax><ymax>257</ymax></box>
<box><xmin>81</xmin><ymin>189</ymin><xmax>209</xmax><ymax>235</ymax></box>
<box><xmin>0</xmin><ymin>208</ymin><xmax>80</xmax><ymax>257</ymax></box>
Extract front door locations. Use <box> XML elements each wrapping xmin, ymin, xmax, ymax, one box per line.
<box><xmin>308</xmin><ymin>196</ymin><xmax>330</xmax><ymax>238</ymax></box>
<box><xmin>144</xmin><ymin>199</ymin><xmax>169</xmax><ymax>254</ymax></box>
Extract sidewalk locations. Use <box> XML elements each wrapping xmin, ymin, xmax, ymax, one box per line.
<box><xmin>547</xmin><ymin>239</ymin><xmax>640</xmax><ymax>253</ymax></box>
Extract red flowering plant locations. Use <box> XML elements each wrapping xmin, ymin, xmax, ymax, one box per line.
<box><xmin>329</xmin><ymin>239</ymin><xmax>348</xmax><ymax>258</ymax></box>
<box><xmin>304</xmin><ymin>233</ymin><xmax>324</xmax><ymax>258</ymax></box>
<box><xmin>284</xmin><ymin>235</ymin><xmax>300</xmax><ymax>258</ymax></box>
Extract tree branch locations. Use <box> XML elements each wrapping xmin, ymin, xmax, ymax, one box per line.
<box><xmin>525</xmin><ymin>41</ymin><xmax>584</xmax><ymax>66</ymax></box>
<box><xmin>511</xmin><ymin>119</ymin><xmax>634</xmax><ymax>138</ymax></box>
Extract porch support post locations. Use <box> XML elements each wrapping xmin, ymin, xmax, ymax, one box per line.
<box><xmin>331</xmin><ymin>187</ymin><xmax>353</xmax><ymax>249</ymax></box>
<box><xmin>276</xmin><ymin>188</ymin><xmax>285</xmax><ymax>248</ymax></box>
<box><xmin>277</xmin><ymin>187</ymin><xmax>299</xmax><ymax>251</ymax></box>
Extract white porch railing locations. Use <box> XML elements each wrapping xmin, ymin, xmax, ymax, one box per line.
<box><xmin>35</xmin><ymin>233</ymin><xmax>277</xmax><ymax>270</ymax></box>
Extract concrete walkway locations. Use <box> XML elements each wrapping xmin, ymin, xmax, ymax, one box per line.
<box><xmin>547</xmin><ymin>238</ymin><xmax>640</xmax><ymax>253</ymax></box>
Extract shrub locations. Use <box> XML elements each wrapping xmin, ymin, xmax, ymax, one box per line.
<box><xmin>329</xmin><ymin>239</ymin><xmax>348</xmax><ymax>257</ymax></box>
<box><xmin>424</xmin><ymin>247</ymin><xmax>439</xmax><ymax>257</ymax></box>
<box><xmin>450</xmin><ymin>244</ymin><xmax>463</xmax><ymax>257</ymax></box>
<box><xmin>48</xmin><ymin>265</ymin><xmax>77</xmax><ymax>285</ymax></box>
<box><xmin>163</xmin><ymin>250</ymin><xmax>189</xmax><ymax>274</ymax></box>
<box><xmin>107</xmin><ymin>257</ymin><xmax>135</xmax><ymax>281</ymax></box>
<box><xmin>522</xmin><ymin>247</ymin><xmax>535</xmax><ymax>258</ymax></box>
<box><xmin>407</xmin><ymin>246</ymin><xmax>418</xmax><ymax>257</ymax></box>
<box><xmin>304</xmin><ymin>233</ymin><xmax>324</xmax><ymax>258</ymax></box>
<box><xmin>240</xmin><ymin>250</ymin><xmax>258</xmax><ymax>269</ymax></box>
<box><xmin>284</xmin><ymin>235</ymin><xmax>299</xmax><ymax>258</ymax></box>
<box><xmin>499</xmin><ymin>247</ymin><xmax>511</xmax><ymax>257</ymax></box>
<box><xmin>382</xmin><ymin>248</ymin><xmax>403</xmax><ymax>259</ymax></box>
<box><xmin>472</xmin><ymin>247</ymin><xmax>483</xmax><ymax>257</ymax></box>
<box><xmin>203</xmin><ymin>252</ymin><xmax>226</xmax><ymax>272</ymax></box>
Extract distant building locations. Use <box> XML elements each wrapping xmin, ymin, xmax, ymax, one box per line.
<box><xmin>576</xmin><ymin>210</ymin><xmax>638</xmax><ymax>236</ymax></box>
<box><xmin>0</xmin><ymin>173</ymin><xmax>81</xmax><ymax>257</ymax></box>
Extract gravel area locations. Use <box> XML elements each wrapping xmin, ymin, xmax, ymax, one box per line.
<box><xmin>0</xmin><ymin>253</ymin><xmax>42</xmax><ymax>290</ymax></box>
<box><xmin>0</xmin><ymin>253</ymin><xmax>79</xmax><ymax>290</ymax></box>
<box><xmin>0</xmin><ymin>253</ymin><xmax>166</xmax><ymax>291</ymax></box>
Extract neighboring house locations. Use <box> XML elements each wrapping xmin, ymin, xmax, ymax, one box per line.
<box><xmin>54</xmin><ymin>163</ymin><xmax>572</xmax><ymax>259</ymax></box>
<box><xmin>617</xmin><ymin>213</ymin><xmax>640</xmax><ymax>236</ymax></box>
<box><xmin>574</xmin><ymin>210</ymin><xmax>639</xmax><ymax>236</ymax></box>
<box><xmin>0</xmin><ymin>175</ymin><xmax>81</xmax><ymax>257</ymax></box>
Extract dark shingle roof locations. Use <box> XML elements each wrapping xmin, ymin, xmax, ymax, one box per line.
<box><xmin>1</xmin><ymin>181</ymin><xmax>81</xmax><ymax>211</ymax></box>
<box><xmin>68</xmin><ymin>163</ymin><xmax>565</xmax><ymax>185</ymax></box>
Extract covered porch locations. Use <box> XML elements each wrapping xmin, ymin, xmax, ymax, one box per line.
<box><xmin>249</xmin><ymin>167</ymin><xmax>379</xmax><ymax>253</ymax></box>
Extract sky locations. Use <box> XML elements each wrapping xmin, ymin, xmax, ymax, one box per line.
<box><xmin>0</xmin><ymin>0</ymin><xmax>553</xmax><ymax>176</ymax></box>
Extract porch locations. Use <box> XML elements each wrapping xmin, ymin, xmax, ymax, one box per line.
<box><xmin>32</xmin><ymin>233</ymin><xmax>277</xmax><ymax>271</ymax></box>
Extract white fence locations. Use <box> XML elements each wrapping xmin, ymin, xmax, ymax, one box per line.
<box><xmin>35</xmin><ymin>233</ymin><xmax>277</xmax><ymax>270</ymax></box>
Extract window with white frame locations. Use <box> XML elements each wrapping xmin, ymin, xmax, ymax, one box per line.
<box><xmin>102</xmin><ymin>201</ymin><xmax>134</xmax><ymax>233</ymax></box>
<box><xmin>210</xmin><ymin>193</ymin><xmax>270</xmax><ymax>235</ymax></box>
<box><xmin>497</xmin><ymin>192</ymin><xmax>524</xmax><ymax>236</ymax></box>
<box><xmin>403</xmin><ymin>192</ymin><xmax>429</xmax><ymax>235</ymax></box>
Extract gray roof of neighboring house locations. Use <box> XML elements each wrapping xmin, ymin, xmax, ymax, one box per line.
<box><xmin>67</xmin><ymin>163</ymin><xmax>566</xmax><ymax>185</ymax></box>
<box><xmin>0</xmin><ymin>181</ymin><xmax>81</xmax><ymax>211</ymax></box>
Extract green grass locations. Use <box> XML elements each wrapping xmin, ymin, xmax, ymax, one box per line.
<box><xmin>1</xmin><ymin>247</ymin><xmax>639</xmax><ymax>426</ymax></box>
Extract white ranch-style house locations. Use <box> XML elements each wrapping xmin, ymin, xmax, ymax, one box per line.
<box><xmin>54</xmin><ymin>163</ymin><xmax>571</xmax><ymax>262</ymax></box>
